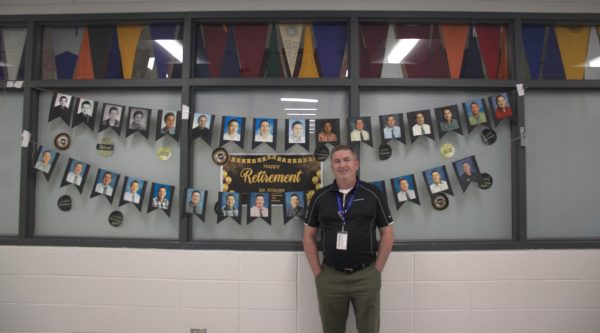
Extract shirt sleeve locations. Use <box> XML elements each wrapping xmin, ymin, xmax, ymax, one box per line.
<box><xmin>304</xmin><ymin>191</ymin><xmax>321</xmax><ymax>227</ymax></box>
<box><xmin>369</xmin><ymin>184</ymin><xmax>394</xmax><ymax>228</ymax></box>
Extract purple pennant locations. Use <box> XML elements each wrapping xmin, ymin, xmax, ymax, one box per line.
<box><xmin>542</xmin><ymin>27</ymin><xmax>566</xmax><ymax>79</ymax></box>
<box><xmin>522</xmin><ymin>25</ymin><xmax>547</xmax><ymax>79</ymax></box>
<box><xmin>150</xmin><ymin>24</ymin><xmax>178</xmax><ymax>79</ymax></box>
<box><xmin>460</xmin><ymin>26</ymin><xmax>484</xmax><ymax>78</ymax></box>
<box><xmin>220</xmin><ymin>28</ymin><xmax>240</xmax><ymax>77</ymax></box>
<box><xmin>105</xmin><ymin>27</ymin><xmax>123</xmax><ymax>79</ymax></box>
<box><xmin>313</xmin><ymin>23</ymin><xmax>347</xmax><ymax>78</ymax></box>
<box><xmin>88</xmin><ymin>26</ymin><xmax>115</xmax><ymax>79</ymax></box>
<box><xmin>55</xmin><ymin>52</ymin><xmax>78</xmax><ymax>79</ymax></box>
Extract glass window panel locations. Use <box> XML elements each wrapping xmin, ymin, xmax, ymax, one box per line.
<box><xmin>195</xmin><ymin>22</ymin><xmax>348</xmax><ymax>78</ymax></box>
<box><xmin>526</xmin><ymin>92</ymin><xmax>600</xmax><ymax>238</ymax></box>
<box><xmin>192</xmin><ymin>89</ymin><xmax>348</xmax><ymax>241</ymax></box>
<box><xmin>34</xmin><ymin>90</ymin><xmax>181</xmax><ymax>239</ymax></box>
<box><xmin>40</xmin><ymin>24</ymin><xmax>183</xmax><ymax>80</ymax></box>
<box><xmin>361</xmin><ymin>91</ymin><xmax>513</xmax><ymax>240</ymax></box>
<box><xmin>0</xmin><ymin>27</ymin><xmax>27</xmax><ymax>81</ymax></box>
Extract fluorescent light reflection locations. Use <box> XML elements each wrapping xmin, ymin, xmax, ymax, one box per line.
<box><xmin>147</xmin><ymin>57</ymin><xmax>155</xmax><ymax>70</ymax></box>
<box><xmin>155</xmin><ymin>39</ymin><xmax>184</xmax><ymax>63</ymax></box>
<box><xmin>588</xmin><ymin>56</ymin><xmax>600</xmax><ymax>67</ymax></box>
<box><xmin>287</xmin><ymin>113</ymin><xmax>317</xmax><ymax>116</ymax></box>
<box><xmin>284</xmin><ymin>108</ymin><xmax>317</xmax><ymax>111</ymax></box>
<box><xmin>280</xmin><ymin>98</ymin><xmax>319</xmax><ymax>103</ymax></box>
<box><xmin>387</xmin><ymin>39</ymin><xmax>419</xmax><ymax>64</ymax></box>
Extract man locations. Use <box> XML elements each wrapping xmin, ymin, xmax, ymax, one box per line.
<box><xmin>95</xmin><ymin>172</ymin><xmax>114</xmax><ymax>196</ymax></box>
<box><xmin>152</xmin><ymin>186</ymin><xmax>169</xmax><ymax>209</ymax></box>
<box><xmin>350</xmin><ymin>118</ymin><xmax>370</xmax><ymax>142</ymax></box>
<box><xmin>124</xmin><ymin>180</ymin><xmax>141</xmax><ymax>204</ymax></box>
<box><xmin>254</xmin><ymin>119</ymin><xmax>273</xmax><ymax>142</ymax></box>
<box><xmin>192</xmin><ymin>114</ymin><xmax>210</xmax><ymax>140</ymax></box>
<box><xmin>289</xmin><ymin>120</ymin><xmax>305</xmax><ymax>144</ymax></box>
<box><xmin>439</xmin><ymin>108</ymin><xmax>459</xmax><ymax>132</ymax></box>
<box><xmin>249</xmin><ymin>194</ymin><xmax>269</xmax><ymax>217</ymax></box>
<box><xmin>34</xmin><ymin>151</ymin><xmax>52</xmax><ymax>174</ymax></box>
<box><xmin>79</xmin><ymin>100</ymin><xmax>93</xmax><ymax>117</ymax></box>
<box><xmin>494</xmin><ymin>94</ymin><xmax>512</xmax><ymax>120</ymax></box>
<box><xmin>318</xmin><ymin>121</ymin><xmax>338</xmax><ymax>142</ymax></box>
<box><xmin>429</xmin><ymin>170</ymin><xmax>448</xmax><ymax>194</ymax></box>
<box><xmin>382</xmin><ymin>115</ymin><xmax>401</xmax><ymax>139</ymax></box>
<box><xmin>286</xmin><ymin>193</ymin><xmax>305</xmax><ymax>217</ymax></box>
<box><xmin>129</xmin><ymin>110</ymin><xmax>146</xmax><ymax>131</ymax></box>
<box><xmin>186</xmin><ymin>190</ymin><xmax>203</xmax><ymax>214</ymax></box>
<box><xmin>66</xmin><ymin>162</ymin><xmax>84</xmax><ymax>186</ymax></box>
<box><xmin>223</xmin><ymin>118</ymin><xmax>240</xmax><ymax>141</ymax></box>
<box><xmin>304</xmin><ymin>145</ymin><xmax>394</xmax><ymax>333</ymax></box>
<box><xmin>221</xmin><ymin>193</ymin><xmax>239</xmax><ymax>217</ymax></box>
<box><xmin>161</xmin><ymin>112</ymin><xmax>176</xmax><ymax>135</ymax></box>
<box><xmin>459</xmin><ymin>161</ymin><xmax>482</xmax><ymax>189</ymax></box>
<box><xmin>468</xmin><ymin>102</ymin><xmax>487</xmax><ymax>125</ymax></box>
<box><xmin>53</xmin><ymin>95</ymin><xmax>70</xmax><ymax>116</ymax></box>
<box><xmin>396</xmin><ymin>178</ymin><xmax>416</xmax><ymax>202</ymax></box>
<box><xmin>102</xmin><ymin>106</ymin><xmax>120</xmax><ymax>127</ymax></box>
<box><xmin>411</xmin><ymin>112</ymin><xmax>431</xmax><ymax>136</ymax></box>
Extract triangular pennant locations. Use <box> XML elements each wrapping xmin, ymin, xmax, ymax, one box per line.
<box><xmin>298</xmin><ymin>24</ymin><xmax>319</xmax><ymax>78</ymax></box>
<box><xmin>90</xmin><ymin>169</ymin><xmax>120</xmax><ymax>204</ymax></box>
<box><xmin>105</xmin><ymin>27</ymin><xmax>123</xmax><ymax>79</ymax></box>
<box><xmin>522</xmin><ymin>25</ymin><xmax>547</xmax><ymax>79</ymax></box>
<box><xmin>396</xmin><ymin>24</ymin><xmax>449</xmax><ymax>78</ymax></box>
<box><xmin>460</xmin><ymin>26</ymin><xmax>484</xmax><ymax>78</ymax></box>
<box><xmin>185</xmin><ymin>188</ymin><xmax>208</xmax><ymax>221</ymax></box>
<box><xmin>52</xmin><ymin>27</ymin><xmax>83</xmax><ymax>79</ymax></box>
<box><xmin>264</xmin><ymin>25</ymin><xmax>283</xmax><ymax>78</ymax></box>
<box><xmin>283</xmin><ymin>191</ymin><xmax>307</xmax><ymax>224</ymax></box>
<box><xmin>195</xmin><ymin>25</ymin><xmax>211</xmax><ymax>77</ymax></box>
<box><xmin>278</xmin><ymin>24</ymin><xmax>303</xmax><ymax>77</ymax></box>
<box><xmin>3</xmin><ymin>28</ymin><xmax>26</xmax><ymax>81</ymax></box>
<box><xmin>60</xmin><ymin>158</ymin><xmax>90</xmax><ymax>194</ymax></box>
<box><xmin>34</xmin><ymin>146</ymin><xmax>60</xmax><ymax>181</ymax></box>
<box><xmin>147</xmin><ymin>183</ymin><xmax>175</xmax><ymax>217</ymax></box>
<box><xmin>360</xmin><ymin>24</ymin><xmax>387</xmax><ymax>78</ymax></box>
<box><xmin>439</xmin><ymin>24</ymin><xmax>469</xmax><ymax>79</ymax></box>
<box><xmin>203</xmin><ymin>24</ymin><xmax>229</xmax><ymax>77</ymax></box>
<box><xmin>217</xmin><ymin>192</ymin><xmax>241</xmax><ymax>224</ymax></box>
<box><xmin>117</xmin><ymin>25</ymin><xmax>143</xmax><ymax>79</ymax></box>
<box><xmin>247</xmin><ymin>192</ymin><xmax>271</xmax><ymax>225</ymax></box>
<box><xmin>423</xmin><ymin>165</ymin><xmax>454</xmax><ymax>197</ymax></box>
<box><xmin>88</xmin><ymin>26</ymin><xmax>115</xmax><ymax>79</ymax></box>
<box><xmin>585</xmin><ymin>26</ymin><xmax>600</xmax><ymax>79</ymax></box>
<box><xmin>475</xmin><ymin>25</ymin><xmax>502</xmax><ymax>79</ymax></box>
<box><xmin>73</xmin><ymin>27</ymin><xmax>95</xmax><ymax>80</ymax></box>
<box><xmin>252</xmin><ymin>118</ymin><xmax>277</xmax><ymax>150</ymax></box>
<box><xmin>390</xmin><ymin>175</ymin><xmax>420</xmax><ymax>209</ymax></box>
<box><xmin>555</xmin><ymin>25</ymin><xmax>590</xmax><ymax>80</ymax></box>
<box><xmin>220</xmin><ymin>26</ymin><xmax>240</xmax><ymax>77</ymax></box>
<box><xmin>542</xmin><ymin>26</ymin><xmax>566</xmax><ymax>79</ymax></box>
<box><xmin>285</xmin><ymin>119</ymin><xmax>309</xmax><ymax>151</ymax></box>
<box><xmin>40</xmin><ymin>27</ymin><xmax>57</xmax><ymax>79</ymax></box>
<box><xmin>497</xmin><ymin>26</ymin><xmax>509</xmax><ymax>79</ymax></box>
<box><xmin>313</xmin><ymin>22</ymin><xmax>347</xmax><ymax>78</ymax></box>
<box><xmin>132</xmin><ymin>26</ymin><xmax>157</xmax><ymax>79</ymax></box>
<box><xmin>119</xmin><ymin>177</ymin><xmax>147</xmax><ymax>212</ymax></box>
<box><xmin>381</xmin><ymin>24</ymin><xmax>404</xmax><ymax>78</ymax></box>
<box><xmin>149</xmin><ymin>24</ymin><xmax>178</xmax><ymax>79</ymax></box>
<box><xmin>55</xmin><ymin>52</ymin><xmax>78</xmax><ymax>79</ymax></box>
<box><xmin>234</xmin><ymin>24</ymin><xmax>269</xmax><ymax>77</ymax></box>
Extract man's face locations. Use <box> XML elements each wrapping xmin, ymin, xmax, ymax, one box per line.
<box><xmin>432</xmin><ymin>172</ymin><xmax>441</xmax><ymax>184</ymax></box>
<box><xmin>292</xmin><ymin>123</ymin><xmax>303</xmax><ymax>137</ymax></box>
<box><xmin>165</xmin><ymin>115</ymin><xmax>175</xmax><ymax>129</ymax></box>
<box><xmin>158</xmin><ymin>188</ymin><xmax>166</xmax><ymax>200</ymax></box>
<box><xmin>355</xmin><ymin>119</ymin><xmax>364</xmax><ymax>130</ymax></box>
<box><xmin>497</xmin><ymin>96</ymin><xmax>506</xmax><ymax>108</ymax></box>
<box><xmin>73</xmin><ymin>163</ymin><xmax>83</xmax><ymax>175</ymax></box>
<box><xmin>443</xmin><ymin>109</ymin><xmax>452</xmax><ymax>121</ymax></box>
<box><xmin>323</xmin><ymin>122</ymin><xmax>332</xmax><ymax>133</ymax></box>
<box><xmin>198</xmin><ymin>116</ymin><xmax>207</xmax><ymax>129</ymax></box>
<box><xmin>400</xmin><ymin>180</ymin><xmax>409</xmax><ymax>192</ymax></box>
<box><xmin>471</xmin><ymin>103</ymin><xmax>480</xmax><ymax>115</ymax></box>
<box><xmin>226</xmin><ymin>195</ymin><xmax>235</xmax><ymax>207</ymax></box>
<box><xmin>82</xmin><ymin>103</ymin><xmax>91</xmax><ymax>114</ymax></box>
<box><xmin>42</xmin><ymin>152</ymin><xmax>51</xmax><ymax>163</ymax></box>
<box><xmin>260</xmin><ymin>121</ymin><xmax>270</xmax><ymax>135</ymax></box>
<box><xmin>130</xmin><ymin>182</ymin><xmax>139</xmax><ymax>193</ymax></box>
<box><xmin>416</xmin><ymin>113</ymin><xmax>425</xmax><ymax>125</ymax></box>
<box><xmin>103</xmin><ymin>173</ymin><xmax>112</xmax><ymax>185</ymax></box>
<box><xmin>191</xmin><ymin>192</ymin><xmax>200</xmax><ymax>205</ymax></box>
<box><xmin>228</xmin><ymin>121</ymin><xmax>238</xmax><ymax>135</ymax></box>
<box><xmin>462</xmin><ymin>163</ymin><xmax>472</xmax><ymax>175</ymax></box>
<box><xmin>133</xmin><ymin>113</ymin><xmax>143</xmax><ymax>124</ymax></box>
<box><xmin>59</xmin><ymin>97</ymin><xmax>67</xmax><ymax>107</ymax></box>
<box><xmin>331</xmin><ymin>149</ymin><xmax>359</xmax><ymax>183</ymax></box>
<box><xmin>109</xmin><ymin>109</ymin><xmax>118</xmax><ymax>120</ymax></box>
<box><xmin>386</xmin><ymin>116</ymin><xmax>396</xmax><ymax>127</ymax></box>
<box><xmin>290</xmin><ymin>195</ymin><xmax>299</xmax><ymax>208</ymax></box>
<box><xmin>255</xmin><ymin>196</ymin><xmax>264</xmax><ymax>208</ymax></box>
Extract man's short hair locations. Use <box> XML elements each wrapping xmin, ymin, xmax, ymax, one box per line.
<box><xmin>256</xmin><ymin>194</ymin><xmax>264</xmax><ymax>199</ymax></box>
<box><xmin>81</xmin><ymin>101</ymin><xmax>91</xmax><ymax>107</ymax></box>
<box><xmin>226</xmin><ymin>193</ymin><xmax>235</xmax><ymax>199</ymax></box>
<box><xmin>164</xmin><ymin>112</ymin><xmax>175</xmax><ymax>121</ymax></box>
<box><xmin>331</xmin><ymin>145</ymin><xmax>358</xmax><ymax>160</ymax></box>
<box><xmin>228</xmin><ymin>119</ymin><xmax>238</xmax><ymax>126</ymax></box>
<box><xmin>59</xmin><ymin>96</ymin><xmax>67</xmax><ymax>101</ymax></box>
<box><xmin>103</xmin><ymin>171</ymin><xmax>112</xmax><ymax>177</ymax></box>
<box><xmin>290</xmin><ymin>193</ymin><xmax>299</xmax><ymax>200</ymax></box>
<box><xmin>133</xmin><ymin>110</ymin><xmax>143</xmax><ymax>118</ymax></box>
<box><xmin>292</xmin><ymin>121</ymin><xmax>302</xmax><ymax>128</ymax></box>
<box><xmin>130</xmin><ymin>180</ymin><xmax>138</xmax><ymax>187</ymax></box>
<box><xmin>259</xmin><ymin>119</ymin><xmax>270</xmax><ymax>126</ymax></box>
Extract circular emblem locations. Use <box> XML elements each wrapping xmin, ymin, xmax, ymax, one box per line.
<box><xmin>54</xmin><ymin>133</ymin><xmax>71</xmax><ymax>150</ymax></box>
<box><xmin>96</xmin><ymin>138</ymin><xmax>114</xmax><ymax>157</ymax></box>
<box><xmin>108</xmin><ymin>211</ymin><xmax>124</xmax><ymax>227</ymax></box>
<box><xmin>481</xmin><ymin>128</ymin><xmax>497</xmax><ymax>145</ymax></box>
<box><xmin>378</xmin><ymin>144</ymin><xmax>392</xmax><ymax>160</ymax></box>
<box><xmin>57</xmin><ymin>195</ymin><xmax>72</xmax><ymax>211</ymax></box>
<box><xmin>314</xmin><ymin>145</ymin><xmax>330</xmax><ymax>161</ymax></box>
<box><xmin>431</xmin><ymin>193</ymin><xmax>449</xmax><ymax>210</ymax></box>
<box><xmin>440</xmin><ymin>143</ymin><xmax>456</xmax><ymax>158</ymax></box>
<box><xmin>157</xmin><ymin>146</ymin><xmax>172</xmax><ymax>161</ymax></box>
<box><xmin>212</xmin><ymin>148</ymin><xmax>229</xmax><ymax>165</ymax></box>
<box><xmin>478</xmin><ymin>173</ymin><xmax>493</xmax><ymax>190</ymax></box>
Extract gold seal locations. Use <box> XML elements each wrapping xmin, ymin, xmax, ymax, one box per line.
<box><xmin>157</xmin><ymin>146</ymin><xmax>172</xmax><ymax>161</ymax></box>
<box><xmin>440</xmin><ymin>143</ymin><xmax>456</xmax><ymax>158</ymax></box>
<box><xmin>96</xmin><ymin>138</ymin><xmax>114</xmax><ymax>158</ymax></box>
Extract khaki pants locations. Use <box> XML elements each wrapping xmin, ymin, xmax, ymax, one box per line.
<box><xmin>315</xmin><ymin>265</ymin><xmax>381</xmax><ymax>333</ymax></box>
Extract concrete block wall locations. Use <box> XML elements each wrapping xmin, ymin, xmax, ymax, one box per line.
<box><xmin>1</xmin><ymin>246</ymin><xmax>600</xmax><ymax>333</ymax></box>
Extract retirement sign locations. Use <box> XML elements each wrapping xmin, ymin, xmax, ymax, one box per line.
<box><xmin>221</xmin><ymin>154</ymin><xmax>322</xmax><ymax>204</ymax></box>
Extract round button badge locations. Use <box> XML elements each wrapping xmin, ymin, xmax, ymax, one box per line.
<box><xmin>54</xmin><ymin>133</ymin><xmax>71</xmax><ymax>150</ymax></box>
<box><xmin>431</xmin><ymin>193</ymin><xmax>449</xmax><ymax>210</ymax></box>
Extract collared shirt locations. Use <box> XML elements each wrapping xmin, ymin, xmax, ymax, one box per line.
<box><xmin>318</xmin><ymin>132</ymin><xmax>337</xmax><ymax>142</ymax></box>
<box><xmin>152</xmin><ymin>197</ymin><xmax>169</xmax><ymax>209</ymax></box>
<box><xmin>440</xmin><ymin>119</ymin><xmax>459</xmax><ymax>132</ymax></box>
<box><xmin>469</xmin><ymin>112</ymin><xmax>487</xmax><ymax>125</ymax></box>
<box><xmin>222</xmin><ymin>206</ymin><xmax>239</xmax><ymax>217</ymax></box>
<box><xmin>383</xmin><ymin>126</ymin><xmax>401</xmax><ymax>139</ymax></box>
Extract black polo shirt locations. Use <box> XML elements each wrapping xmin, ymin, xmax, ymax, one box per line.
<box><xmin>305</xmin><ymin>179</ymin><xmax>394</xmax><ymax>269</ymax></box>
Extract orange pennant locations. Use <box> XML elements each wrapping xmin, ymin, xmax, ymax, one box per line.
<box><xmin>73</xmin><ymin>27</ymin><xmax>94</xmax><ymax>79</ymax></box>
<box><xmin>439</xmin><ymin>24</ymin><xmax>469</xmax><ymax>79</ymax></box>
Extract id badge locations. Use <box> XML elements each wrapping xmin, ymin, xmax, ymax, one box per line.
<box><xmin>336</xmin><ymin>231</ymin><xmax>348</xmax><ymax>250</ymax></box>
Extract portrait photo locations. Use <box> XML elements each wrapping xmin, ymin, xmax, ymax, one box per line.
<box><xmin>127</xmin><ymin>107</ymin><xmax>150</xmax><ymax>132</ymax></box>
<box><xmin>185</xmin><ymin>188</ymin><xmax>206</xmax><ymax>217</ymax></box>
<box><xmin>489</xmin><ymin>93</ymin><xmax>513</xmax><ymax>123</ymax></box>
<box><xmin>408</xmin><ymin>109</ymin><xmax>434</xmax><ymax>142</ymax></box>
<box><xmin>191</xmin><ymin>113</ymin><xmax>213</xmax><ymax>143</ymax></box>
<box><xmin>434</xmin><ymin>105</ymin><xmax>463</xmax><ymax>137</ymax></box>
<box><xmin>60</xmin><ymin>158</ymin><xmax>90</xmax><ymax>192</ymax></box>
<box><xmin>99</xmin><ymin>103</ymin><xmax>125</xmax><ymax>134</ymax></box>
<box><xmin>34</xmin><ymin>147</ymin><xmax>59</xmax><ymax>176</ymax></box>
<box><xmin>391</xmin><ymin>175</ymin><xmax>418</xmax><ymax>206</ymax></box>
<box><xmin>287</xmin><ymin>119</ymin><xmax>306</xmax><ymax>144</ymax></box>
<box><xmin>453</xmin><ymin>155</ymin><xmax>483</xmax><ymax>192</ymax></box>
<box><xmin>218</xmin><ymin>192</ymin><xmax>240</xmax><ymax>223</ymax></box>
<box><xmin>120</xmin><ymin>177</ymin><xmax>147</xmax><ymax>210</ymax></box>
<box><xmin>253</xmin><ymin>118</ymin><xmax>275</xmax><ymax>143</ymax></box>
<box><xmin>147</xmin><ymin>182</ymin><xmax>174</xmax><ymax>216</ymax></box>
<box><xmin>315</xmin><ymin>118</ymin><xmax>340</xmax><ymax>145</ymax></box>
<box><xmin>92</xmin><ymin>168</ymin><xmax>119</xmax><ymax>199</ymax></box>
<box><xmin>379</xmin><ymin>113</ymin><xmax>403</xmax><ymax>141</ymax></box>
<box><xmin>160</xmin><ymin>110</ymin><xmax>177</xmax><ymax>135</ymax></box>
<box><xmin>463</xmin><ymin>98</ymin><xmax>490</xmax><ymax>131</ymax></box>
<box><xmin>248</xmin><ymin>192</ymin><xmax>270</xmax><ymax>220</ymax></box>
<box><xmin>72</xmin><ymin>98</ymin><xmax>97</xmax><ymax>129</ymax></box>
<box><xmin>283</xmin><ymin>191</ymin><xmax>306</xmax><ymax>221</ymax></box>
<box><xmin>48</xmin><ymin>92</ymin><xmax>74</xmax><ymax>123</ymax></box>
<box><xmin>423</xmin><ymin>166</ymin><xmax>453</xmax><ymax>196</ymax></box>
<box><xmin>222</xmin><ymin>116</ymin><xmax>243</xmax><ymax>142</ymax></box>
<box><xmin>348</xmin><ymin>117</ymin><xmax>373</xmax><ymax>144</ymax></box>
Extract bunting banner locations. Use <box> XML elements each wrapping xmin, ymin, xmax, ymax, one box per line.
<box><xmin>461</xmin><ymin>25</ymin><xmax>485</xmax><ymax>78</ymax></box>
<box><xmin>452</xmin><ymin>155</ymin><xmax>483</xmax><ymax>192</ymax></box>
<box><xmin>555</xmin><ymin>25</ymin><xmax>590</xmax><ymax>80</ymax></box>
<box><xmin>278</xmin><ymin>24</ymin><xmax>303</xmax><ymax>77</ymax></box>
<box><xmin>105</xmin><ymin>25</ymin><xmax>123</xmax><ymax>79</ymax></box>
<box><xmin>191</xmin><ymin>113</ymin><xmax>214</xmax><ymax>145</ymax></box>
<box><xmin>60</xmin><ymin>158</ymin><xmax>90</xmax><ymax>194</ymax></box>
<box><xmin>522</xmin><ymin>25</ymin><xmax>546</xmax><ymax>79</ymax></box>
<box><xmin>423</xmin><ymin>165</ymin><xmax>454</xmax><ymax>197</ymax></box>
<box><xmin>252</xmin><ymin>118</ymin><xmax>277</xmax><ymax>150</ymax></box>
<box><xmin>312</xmin><ymin>22</ymin><xmax>347</xmax><ymax>78</ymax></box>
<box><xmin>348</xmin><ymin>117</ymin><xmax>373</xmax><ymax>147</ymax></box>
<box><xmin>220</xmin><ymin>26</ymin><xmax>240</xmax><ymax>77</ymax></box>
<box><xmin>155</xmin><ymin>109</ymin><xmax>180</xmax><ymax>142</ymax></box>
<box><xmin>184</xmin><ymin>188</ymin><xmax>208</xmax><ymax>221</ymax></box>
<box><xmin>285</xmin><ymin>118</ymin><xmax>309</xmax><ymax>151</ymax></box>
<box><xmin>283</xmin><ymin>191</ymin><xmax>307</xmax><ymax>224</ymax></box>
<box><xmin>475</xmin><ymin>25</ymin><xmax>503</xmax><ymax>79</ymax></box>
<box><xmin>117</xmin><ymin>25</ymin><xmax>143</xmax><ymax>80</ymax></box>
<box><xmin>72</xmin><ymin>98</ymin><xmax>98</xmax><ymax>130</ymax></box>
<box><xmin>90</xmin><ymin>168</ymin><xmax>120</xmax><ymax>204</ymax></box>
<box><xmin>233</xmin><ymin>24</ymin><xmax>269</xmax><ymax>77</ymax></box>
<box><xmin>52</xmin><ymin>27</ymin><xmax>83</xmax><ymax>79</ymax></box>
<box><xmin>390</xmin><ymin>174</ymin><xmax>420</xmax><ymax>209</ymax></box>
<box><xmin>73</xmin><ymin>27</ymin><xmax>94</xmax><ymax>80</ymax></box>
<box><xmin>408</xmin><ymin>109</ymin><xmax>435</xmax><ymax>143</ymax></box>
<box><xmin>359</xmin><ymin>24</ymin><xmax>387</xmax><ymax>78</ymax></box>
<box><xmin>98</xmin><ymin>103</ymin><xmax>125</xmax><ymax>135</ymax></box>
<box><xmin>434</xmin><ymin>105</ymin><xmax>463</xmax><ymax>138</ymax></box>
<box><xmin>34</xmin><ymin>146</ymin><xmax>60</xmax><ymax>181</ymax></box>
<box><xmin>315</xmin><ymin>118</ymin><xmax>341</xmax><ymax>146</ymax></box>
<box><xmin>217</xmin><ymin>191</ymin><xmax>241</xmax><ymax>224</ymax></box>
<box><xmin>396</xmin><ymin>24</ymin><xmax>449</xmax><ymax>78</ymax></box>
<box><xmin>585</xmin><ymin>26</ymin><xmax>600</xmax><ymax>79</ymax></box>
<box><xmin>48</xmin><ymin>92</ymin><xmax>74</xmax><ymax>125</ymax></box>
<box><xmin>298</xmin><ymin>24</ymin><xmax>320</xmax><ymax>78</ymax></box>
<box><xmin>195</xmin><ymin>25</ymin><xmax>210</xmax><ymax>77</ymax></box>
<box><xmin>381</xmin><ymin>24</ymin><xmax>403</xmax><ymax>78</ymax></box>
<box><xmin>132</xmin><ymin>26</ymin><xmax>156</xmax><ymax>79</ymax></box>
<box><xmin>88</xmin><ymin>26</ymin><xmax>116</xmax><ymax>79</ymax></box>
<box><xmin>247</xmin><ymin>192</ymin><xmax>271</xmax><ymax>224</ymax></box>
<box><xmin>147</xmin><ymin>182</ymin><xmax>175</xmax><ymax>217</ymax></box>
<box><xmin>264</xmin><ymin>25</ymin><xmax>283</xmax><ymax>78</ymax></box>
<box><xmin>126</xmin><ymin>106</ymin><xmax>151</xmax><ymax>139</ymax></box>
<box><xmin>220</xmin><ymin>115</ymin><xmax>245</xmax><ymax>149</ymax></box>
<box><xmin>379</xmin><ymin>113</ymin><xmax>405</xmax><ymax>144</ymax></box>
<box><xmin>488</xmin><ymin>92</ymin><xmax>513</xmax><ymax>126</ymax></box>
<box><xmin>119</xmin><ymin>176</ymin><xmax>147</xmax><ymax>212</ymax></box>
<box><xmin>463</xmin><ymin>98</ymin><xmax>491</xmax><ymax>133</ymax></box>
<box><xmin>149</xmin><ymin>24</ymin><xmax>179</xmax><ymax>79</ymax></box>
<box><xmin>203</xmin><ymin>24</ymin><xmax>229</xmax><ymax>78</ymax></box>
<box><xmin>542</xmin><ymin>26</ymin><xmax>566</xmax><ymax>79</ymax></box>
<box><xmin>439</xmin><ymin>24</ymin><xmax>469</xmax><ymax>79</ymax></box>
<box><xmin>3</xmin><ymin>28</ymin><xmax>27</xmax><ymax>80</ymax></box>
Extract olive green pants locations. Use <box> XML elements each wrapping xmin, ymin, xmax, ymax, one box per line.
<box><xmin>315</xmin><ymin>265</ymin><xmax>381</xmax><ymax>333</ymax></box>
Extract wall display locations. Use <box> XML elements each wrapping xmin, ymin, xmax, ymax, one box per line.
<box><xmin>147</xmin><ymin>182</ymin><xmax>175</xmax><ymax>216</ymax></box>
<box><xmin>191</xmin><ymin>113</ymin><xmax>214</xmax><ymax>145</ymax></box>
<box><xmin>90</xmin><ymin>168</ymin><xmax>120</xmax><ymax>203</ymax></box>
<box><xmin>217</xmin><ymin>191</ymin><xmax>241</xmax><ymax>224</ymax></box>
<box><xmin>247</xmin><ymin>192</ymin><xmax>271</xmax><ymax>224</ymax></box>
<box><xmin>452</xmin><ymin>155</ymin><xmax>483</xmax><ymax>192</ymax></box>
<box><xmin>185</xmin><ymin>188</ymin><xmax>208</xmax><ymax>221</ymax></box>
<box><xmin>220</xmin><ymin>115</ymin><xmax>245</xmax><ymax>148</ymax></box>
<box><xmin>315</xmin><ymin>118</ymin><xmax>340</xmax><ymax>145</ymax></box>
<box><xmin>221</xmin><ymin>154</ymin><xmax>321</xmax><ymax>204</ymax></box>
<box><xmin>53</xmin><ymin>133</ymin><xmax>71</xmax><ymax>150</ymax></box>
<box><xmin>34</xmin><ymin>146</ymin><xmax>60</xmax><ymax>180</ymax></box>
<box><xmin>252</xmin><ymin>117</ymin><xmax>277</xmax><ymax>150</ymax></box>
<box><xmin>489</xmin><ymin>92</ymin><xmax>513</xmax><ymax>125</ymax></box>
<box><xmin>283</xmin><ymin>191</ymin><xmax>306</xmax><ymax>224</ymax></box>
<box><xmin>98</xmin><ymin>103</ymin><xmax>125</xmax><ymax>135</ymax></box>
<box><xmin>379</xmin><ymin>113</ymin><xmax>405</xmax><ymax>144</ymax></box>
<box><xmin>407</xmin><ymin>109</ymin><xmax>435</xmax><ymax>142</ymax></box>
<box><xmin>126</xmin><ymin>106</ymin><xmax>151</xmax><ymax>138</ymax></box>
<box><xmin>348</xmin><ymin>116</ymin><xmax>373</xmax><ymax>146</ymax></box>
<box><xmin>390</xmin><ymin>174</ymin><xmax>420</xmax><ymax>209</ymax></box>
<box><xmin>211</xmin><ymin>147</ymin><xmax>229</xmax><ymax>165</ymax></box>
<box><xmin>72</xmin><ymin>98</ymin><xmax>98</xmax><ymax>130</ymax></box>
<box><xmin>422</xmin><ymin>165</ymin><xmax>454</xmax><ymax>197</ymax></box>
<box><xmin>285</xmin><ymin>118</ymin><xmax>308</xmax><ymax>151</ymax></box>
<box><xmin>155</xmin><ymin>109</ymin><xmax>180</xmax><ymax>141</ymax></box>
<box><xmin>48</xmin><ymin>92</ymin><xmax>74</xmax><ymax>124</ymax></box>
<box><xmin>119</xmin><ymin>176</ymin><xmax>147</xmax><ymax>211</ymax></box>
<box><xmin>463</xmin><ymin>98</ymin><xmax>491</xmax><ymax>133</ymax></box>
<box><xmin>434</xmin><ymin>105</ymin><xmax>463</xmax><ymax>138</ymax></box>
<box><xmin>60</xmin><ymin>158</ymin><xmax>90</xmax><ymax>193</ymax></box>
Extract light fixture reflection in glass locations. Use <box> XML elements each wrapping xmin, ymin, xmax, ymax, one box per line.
<box><xmin>280</xmin><ymin>98</ymin><xmax>319</xmax><ymax>103</ymax></box>
<box><xmin>147</xmin><ymin>57</ymin><xmax>155</xmax><ymax>70</ymax></box>
<box><xmin>587</xmin><ymin>56</ymin><xmax>600</xmax><ymax>67</ymax></box>
<box><xmin>387</xmin><ymin>39</ymin><xmax>419</xmax><ymax>64</ymax></box>
<box><xmin>286</xmin><ymin>113</ymin><xmax>317</xmax><ymax>116</ymax></box>
<box><xmin>284</xmin><ymin>108</ymin><xmax>317</xmax><ymax>111</ymax></box>
<box><xmin>155</xmin><ymin>39</ymin><xmax>184</xmax><ymax>63</ymax></box>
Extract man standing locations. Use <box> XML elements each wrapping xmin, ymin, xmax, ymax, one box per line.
<box><xmin>303</xmin><ymin>145</ymin><xmax>394</xmax><ymax>333</ymax></box>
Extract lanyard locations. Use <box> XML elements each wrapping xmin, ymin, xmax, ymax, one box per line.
<box><xmin>336</xmin><ymin>183</ymin><xmax>359</xmax><ymax>231</ymax></box>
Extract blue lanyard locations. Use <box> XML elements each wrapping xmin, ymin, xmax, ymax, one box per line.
<box><xmin>336</xmin><ymin>183</ymin><xmax>359</xmax><ymax>231</ymax></box>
